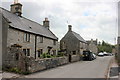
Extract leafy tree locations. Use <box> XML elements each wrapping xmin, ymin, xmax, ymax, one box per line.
<box><xmin>98</xmin><ymin>40</ymin><xmax>115</xmax><ymax>53</ymax></box>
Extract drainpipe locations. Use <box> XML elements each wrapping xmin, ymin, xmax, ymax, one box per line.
<box><xmin>35</xmin><ymin>35</ymin><xmax>37</xmax><ymax>59</ymax></box>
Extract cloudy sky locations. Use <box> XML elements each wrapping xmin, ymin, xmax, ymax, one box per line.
<box><xmin>1</xmin><ymin>0</ymin><xmax>119</xmax><ymax>44</ymax></box>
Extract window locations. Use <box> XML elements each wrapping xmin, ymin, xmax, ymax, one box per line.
<box><xmin>38</xmin><ymin>49</ymin><xmax>43</xmax><ymax>57</ymax></box>
<box><xmin>73</xmin><ymin>51</ymin><xmax>76</xmax><ymax>55</ymax></box>
<box><xmin>62</xmin><ymin>42</ymin><xmax>65</xmax><ymax>47</ymax></box>
<box><xmin>23</xmin><ymin>49</ymin><xmax>26</xmax><ymax>56</ymax></box>
<box><xmin>39</xmin><ymin>36</ymin><xmax>43</xmax><ymax>43</ymax></box>
<box><xmin>53</xmin><ymin>40</ymin><xmax>56</xmax><ymax>45</ymax></box>
<box><xmin>52</xmin><ymin>50</ymin><xmax>56</xmax><ymax>55</ymax></box>
<box><xmin>24</xmin><ymin>33</ymin><xmax>30</xmax><ymax>42</ymax></box>
<box><xmin>15</xmin><ymin>53</ymin><xmax>19</xmax><ymax>60</ymax></box>
<box><xmin>23</xmin><ymin>49</ymin><xmax>30</xmax><ymax>56</ymax></box>
<box><xmin>27</xmin><ymin>49</ymin><xmax>30</xmax><ymax>56</ymax></box>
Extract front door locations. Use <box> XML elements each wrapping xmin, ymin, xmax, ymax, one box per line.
<box><xmin>69</xmin><ymin>54</ymin><xmax>71</xmax><ymax>62</ymax></box>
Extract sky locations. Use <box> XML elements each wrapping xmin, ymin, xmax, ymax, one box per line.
<box><xmin>1</xmin><ymin>0</ymin><xmax>119</xmax><ymax>45</ymax></box>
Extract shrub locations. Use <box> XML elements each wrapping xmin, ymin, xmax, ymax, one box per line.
<box><xmin>41</xmin><ymin>53</ymin><xmax>53</xmax><ymax>58</ymax></box>
<box><xmin>10</xmin><ymin>67</ymin><xmax>21</xmax><ymax>73</ymax></box>
<box><xmin>22</xmin><ymin>71</ymin><xmax>31</xmax><ymax>75</ymax></box>
<box><xmin>57</xmin><ymin>52</ymin><xmax>64</xmax><ymax>57</ymax></box>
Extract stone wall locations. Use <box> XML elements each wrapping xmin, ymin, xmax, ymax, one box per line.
<box><xmin>7</xmin><ymin>28</ymin><xmax>35</xmax><ymax>58</ymax></box>
<box><xmin>71</xmin><ymin>55</ymin><xmax>80</xmax><ymax>62</ymax></box>
<box><xmin>3</xmin><ymin>46</ymin><xmax>26</xmax><ymax>72</ymax></box>
<box><xmin>2</xmin><ymin>16</ymin><xmax>9</xmax><ymax>68</ymax></box>
<box><xmin>3</xmin><ymin>45</ymin><xmax>82</xmax><ymax>73</ymax></box>
<box><xmin>27</xmin><ymin>57</ymin><xmax>68</xmax><ymax>73</ymax></box>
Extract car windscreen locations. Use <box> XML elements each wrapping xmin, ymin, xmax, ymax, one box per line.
<box><xmin>83</xmin><ymin>51</ymin><xmax>90</xmax><ymax>55</ymax></box>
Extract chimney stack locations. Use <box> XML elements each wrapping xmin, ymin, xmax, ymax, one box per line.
<box><xmin>43</xmin><ymin>18</ymin><xmax>49</xmax><ymax>29</ymax></box>
<box><xmin>10</xmin><ymin>0</ymin><xmax>22</xmax><ymax>16</ymax></box>
<box><xmin>68</xmin><ymin>25</ymin><xmax>72</xmax><ymax>31</ymax></box>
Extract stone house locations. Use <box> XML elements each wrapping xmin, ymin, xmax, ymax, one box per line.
<box><xmin>86</xmin><ymin>39</ymin><xmax>98</xmax><ymax>54</ymax></box>
<box><xmin>1</xmin><ymin>2</ymin><xmax>58</xmax><ymax>60</ymax></box>
<box><xmin>60</xmin><ymin>25</ymin><xmax>87</xmax><ymax>60</ymax></box>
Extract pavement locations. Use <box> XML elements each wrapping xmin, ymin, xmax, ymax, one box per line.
<box><xmin>108</xmin><ymin>57</ymin><xmax>120</xmax><ymax>80</ymax></box>
<box><xmin>1</xmin><ymin>56</ymin><xmax>113</xmax><ymax>79</ymax></box>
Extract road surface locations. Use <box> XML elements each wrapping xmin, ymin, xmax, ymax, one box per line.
<box><xmin>24</xmin><ymin>56</ymin><xmax>113</xmax><ymax>78</ymax></box>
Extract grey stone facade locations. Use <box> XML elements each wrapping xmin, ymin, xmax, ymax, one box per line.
<box><xmin>7</xmin><ymin>28</ymin><xmax>58</xmax><ymax>59</ymax></box>
<box><xmin>2</xmin><ymin>16</ymin><xmax>9</xmax><ymax>67</ymax></box>
<box><xmin>87</xmin><ymin>39</ymin><xmax>98</xmax><ymax>54</ymax></box>
<box><xmin>60</xmin><ymin>25</ymin><xmax>87</xmax><ymax>62</ymax></box>
<box><xmin>1</xmin><ymin>2</ymin><xmax>58</xmax><ymax>61</ymax></box>
<box><xmin>3</xmin><ymin>45</ymin><xmax>26</xmax><ymax>72</ymax></box>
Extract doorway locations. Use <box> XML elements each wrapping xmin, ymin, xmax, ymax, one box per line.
<box><xmin>69</xmin><ymin>54</ymin><xmax>71</xmax><ymax>62</ymax></box>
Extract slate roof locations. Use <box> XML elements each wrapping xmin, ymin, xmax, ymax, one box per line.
<box><xmin>87</xmin><ymin>40</ymin><xmax>97</xmax><ymax>45</ymax></box>
<box><xmin>72</xmin><ymin>31</ymin><xmax>86</xmax><ymax>43</ymax></box>
<box><xmin>0</xmin><ymin>7</ymin><xmax>58</xmax><ymax>40</ymax></box>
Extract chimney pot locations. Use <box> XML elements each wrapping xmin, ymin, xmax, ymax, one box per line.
<box><xmin>68</xmin><ymin>25</ymin><xmax>72</xmax><ymax>31</ymax></box>
<box><xmin>43</xmin><ymin>18</ymin><xmax>49</xmax><ymax>29</ymax></box>
<box><xmin>45</xmin><ymin>18</ymin><xmax>48</xmax><ymax>21</ymax></box>
<box><xmin>10</xmin><ymin>1</ymin><xmax>22</xmax><ymax>16</ymax></box>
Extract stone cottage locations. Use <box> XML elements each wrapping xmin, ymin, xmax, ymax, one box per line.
<box><xmin>1</xmin><ymin>1</ymin><xmax>58</xmax><ymax>60</ymax></box>
<box><xmin>86</xmin><ymin>39</ymin><xmax>98</xmax><ymax>54</ymax></box>
<box><xmin>60</xmin><ymin>25</ymin><xmax>87</xmax><ymax>61</ymax></box>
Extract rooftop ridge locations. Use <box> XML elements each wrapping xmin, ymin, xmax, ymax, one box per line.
<box><xmin>1</xmin><ymin>7</ymin><xmax>58</xmax><ymax>40</ymax></box>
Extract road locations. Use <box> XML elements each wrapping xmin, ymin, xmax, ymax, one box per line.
<box><xmin>24</xmin><ymin>56</ymin><xmax>113</xmax><ymax>78</ymax></box>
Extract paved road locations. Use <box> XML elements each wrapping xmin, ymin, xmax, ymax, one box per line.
<box><xmin>24</xmin><ymin>56</ymin><xmax>113</xmax><ymax>78</ymax></box>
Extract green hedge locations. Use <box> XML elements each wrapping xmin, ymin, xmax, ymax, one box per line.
<box><xmin>40</xmin><ymin>53</ymin><xmax>55</xmax><ymax>58</ymax></box>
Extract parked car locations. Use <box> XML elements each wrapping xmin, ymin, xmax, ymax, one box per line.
<box><xmin>103</xmin><ymin>52</ymin><xmax>109</xmax><ymax>56</ymax></box>
<box><xmin>82</xmin><ymin>51</ymin><xmax>95</xmax><ymax>61</ymax></box>
<box><xmin>98</xmin><ymin>52</ymin><xmax>104</xmax><ymax>57</ymax></box>
<box><xmin>92</xmin><ymin>53</ymin><xmax>97</xmax><ymax>59</ymax></box>
<box><xmin>108</xmin><ymin>53</ymin><xmax>113</xmax><ymax>56</ymax></box>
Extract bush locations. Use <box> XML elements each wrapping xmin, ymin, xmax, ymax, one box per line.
<box><xmin>22</xmin><ymin>71</ymin><xmax>31</xmax><ymax>75</ymax></box>
<box><xmin>10</xmin><ymin>67</ymin><xmax>21</xmax><ymax>73</ymax></box>
<box><xmin>41</xmin><ymin>53</ymin><xmax>53</xmax><ymax>58</ymax></box>
<box><xmin>3</xmin><ymin>67</ymin><xmax>31</xmax><ymax>75</ymax></box>
<box><xmin>57</xmin><ymin>52</ymin><xmax>64</xmax><ymax>57</ymax></box>
<box><xmin>3</xmin><ymin>67</ymin><xmax>22</xmax><ymax>74</ymax></box>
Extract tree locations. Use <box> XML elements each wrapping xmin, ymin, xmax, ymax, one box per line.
<box><xmin>98</xmin><ymin>40</ymin><xmax>115</xmax><ymax>53</ymax></box>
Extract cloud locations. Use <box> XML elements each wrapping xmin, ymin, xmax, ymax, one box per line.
<box><xmin>1</xmin><ymin>0</ymin><xmax>118</xmax><ymax>44</ymax></box>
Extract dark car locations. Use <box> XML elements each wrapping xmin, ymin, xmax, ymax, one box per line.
<box><xmin>82</xmin><ymin>51</ymin><xmax>94</xmax><ymax>61</ymax></box>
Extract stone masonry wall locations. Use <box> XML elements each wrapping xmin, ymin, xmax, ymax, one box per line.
<box><xmin>36</xmin><ymin>37</ymin><xmax>58</xmax><ymax>59</ymax></box>
<box><xmin>4</xmin><ymin>46</ymin><xmax>26</xmax><ymax>72</ymax></box>
<box><xmin>4</xmin><ymin>45</ymin><xmax>81</xmax><ymax>73</ymax></box>
<box><xmin>7</xmin><ymin>28</ymin><xmax>58</xmax><ymax>58</ymax></box>
<box><xmin>27</xmin><ymin>57</ymin><xmax>68</xmax><ymax>73</ymax></box>
<box><xmin>7</xmin><ymin>28</ymin><xmax>35</xmax><ymax>58</ymax></box>
<box><xmin>71</xmin><ymin>55</ymin><xmax>80</xmax><ymax>62</ymax></box>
